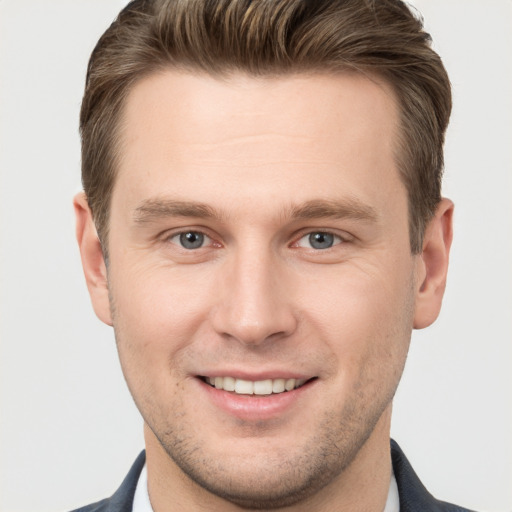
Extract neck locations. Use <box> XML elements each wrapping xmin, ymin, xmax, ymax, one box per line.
<box><xmin>144</xmin><ymin>406</ymin><xmax>393</xmax><ymax>512</ymax></box>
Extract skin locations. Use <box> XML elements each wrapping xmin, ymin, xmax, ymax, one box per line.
<box><xmin>75</xmin><ymin>71</ymin><xmax>453</xmax><ymax>511</ymax></box>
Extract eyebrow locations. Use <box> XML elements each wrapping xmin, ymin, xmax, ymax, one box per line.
<box><xmin>289</xmin><ymin>199</ymin><xmax>378</xmax><ymax>223</ymax></box>
<box><xmin>134</xmin><ymin>199</ymin><xmax>217</xmax><ymax>223</ymax></box>
<box><xmin>133</xmin><ymin>197</ymin><xmax>378</xmax><ymax>224</ymax></box>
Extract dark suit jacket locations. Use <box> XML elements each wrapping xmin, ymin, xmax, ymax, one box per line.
<box><xmin>70</xmin><ymin>440</ymin><xmax>476</xmax><ymax>511</ymax></box>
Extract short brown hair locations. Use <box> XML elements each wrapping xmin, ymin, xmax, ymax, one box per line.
<box><xmin>80</xmin><ymin>0</ymin><xmax>451</xmax><ymax>254</ymax></box>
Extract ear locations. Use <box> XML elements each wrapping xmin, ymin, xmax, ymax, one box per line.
<box><xmin>74</xmin><ymin>192</ymin><xmax>113</xmax><ymax>326</ymax></box>
<box><xmin>413</xmin><ymin>198</ymin><xmax>454</xmax><ymax>329</ymax></box>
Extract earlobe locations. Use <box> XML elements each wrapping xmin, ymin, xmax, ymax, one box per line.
<box><xmin>73</xmin><ymin>192</ymin><xmax>113</xmax><ymax>326</ymax></box>
<box><xmin>413</xmin><ymin>198</ymin><xmax>454</xmax><ymax>329</ymax></box>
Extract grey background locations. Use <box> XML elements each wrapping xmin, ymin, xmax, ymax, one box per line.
<box><xmin>1</xmin><ymin>1</ymin><xmax>511</xmax><ymax>511</ymax></box>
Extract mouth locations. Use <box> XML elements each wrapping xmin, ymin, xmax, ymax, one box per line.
<box><xmin>200</xmin><ymin>376</ymin><xmax>314</xmax><ymax>396</ymax></box>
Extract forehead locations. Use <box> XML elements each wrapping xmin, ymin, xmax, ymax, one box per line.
<box><xmin>119</xmin><ymin>69</ymin><xmax>398</xmax><ymax>149</ymax></box>
<box><xmin>114</xmin><ymin>70</ymin><xmax>403</xmax><ymax>222</ymax></box>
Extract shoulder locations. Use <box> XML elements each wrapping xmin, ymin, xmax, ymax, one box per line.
<box><xmin>70</xmin><ymin>499</ymin><xmax>111</xmax><ymax>512</ymax></box>
<box><xmin>391</xmin><ymin>440</ymin><xmax>477</xmax><ymax>512</ymax></box>
<box><xmin>68</xmin><ymin>451</ymin><xmax>146</xmax><ymax>512</ymax></box>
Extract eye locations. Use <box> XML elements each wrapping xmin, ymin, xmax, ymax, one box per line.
<box><xmin>296</xmin><ymin>231</ymin><xmax>342</xmax><ymax>250</ymax></box>
<box><xmin>170</xmin><ymin>231</ymin><xmax>210</xmax><ymax>250</ymax></box>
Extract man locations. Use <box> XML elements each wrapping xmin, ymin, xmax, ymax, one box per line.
<box><xmin>72</xmin><ymin>0</ymin><xmax>472</xmax><ymax>510</ymax></box>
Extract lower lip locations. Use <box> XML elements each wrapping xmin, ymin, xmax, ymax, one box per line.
<box><xmin>198</xmin><ymin>378</ymin><xmax>315</xmax><ymax>422</ymax></box>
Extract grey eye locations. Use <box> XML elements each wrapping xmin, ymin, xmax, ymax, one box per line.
<box><xmin>296</xmin><ymin>231</ymin><xmax>342</xmax><ymax>250</ymax></box>
<box><xmin>178</xmin><ymin>231</ymin><xmax>205</xmax><ymax>249</ymax></box>
<box><xmin>308</xmin><ymin>232</ymin><xmax>335</xmax><ymax>249</ymax></box>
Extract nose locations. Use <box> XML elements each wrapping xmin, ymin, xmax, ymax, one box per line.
<box><xmin>211</xmin><ymin>250</ymin><xmax>298</xmax><ymax>347</ymax></box>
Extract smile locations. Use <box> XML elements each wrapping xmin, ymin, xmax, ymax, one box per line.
<box><xmin>202</xmin><ymin>376</ymin><xmax>309</xmax><ymax>395</ymax></box>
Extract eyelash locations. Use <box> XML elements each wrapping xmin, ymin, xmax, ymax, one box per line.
<box><xmin>293</xmin><ymin>231</ymin><xmax>344</xmax><ymax>250</ymax></box>
<box><xmin>166</xmin><ymin>230</ymin><xmax>217</xmax><ymax>250</ymax></box>
<box><xmin>164</xmin><ymin>229</ymin><xmax>348</xmax><ymax>251</ymax></box>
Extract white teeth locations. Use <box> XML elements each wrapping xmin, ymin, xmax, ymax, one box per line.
<box><xmin>272</xmin><ymin>378</ymin><xmax>285</xmax><ymax>393</ymax></box>
<box><xmin>204</xmin><ymin>376</ymin><xmax>308</xmax><ymax>395</ymax></box>
<box><xmin>235</xmin><ymin>379</ymin><xmax>254</xmax><ymax>394</ymax></box>
<box><xmin>223</xmin><ymin>376</ymin><xmax>236</xmax><ymax>391</ymax></box>
<box><xmin>285</xmin><ymin>378</ymin><xmax>296</xmax><ymax>391</ymax></box>
<box><xmin>253</xmin><ymin>379</ymin><xmax>273</xmax><ymax>395</ymax></box>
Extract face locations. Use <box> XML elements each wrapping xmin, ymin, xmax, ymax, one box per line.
<box><xmin>76</xmin><ymin>71</ymin><xmax>449</xmax><ymax>509</ymax></box>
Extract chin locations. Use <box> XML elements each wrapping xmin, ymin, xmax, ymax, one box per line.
<box><xmin>151</xmin><ymin>401</ymin><xmax>383</xmax><ymax>509</ymax></box>
<box><xmin>170</xmin><ymin>448</ymin><xmax>341</xmax><ymax>509</ymax></box>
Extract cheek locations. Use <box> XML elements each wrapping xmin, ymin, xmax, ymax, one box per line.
<box><xmin>108</xmin><ymin>262</ymin><xmax>218</xmax><ymax>384</ymax></box>
<box><xmin>112</xmin><ymin>260</ymin><xmax>211</xmax><ymax>327</ymax></box>
<box><xmin>301</xmin><ymin>260</ymin><xmax>415</xmax><ymax>374</ymax></box>
<box><xmin>108</xmin><ymin>266</ymin><xmax>206</xmax><ymax>422</ymax></box>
